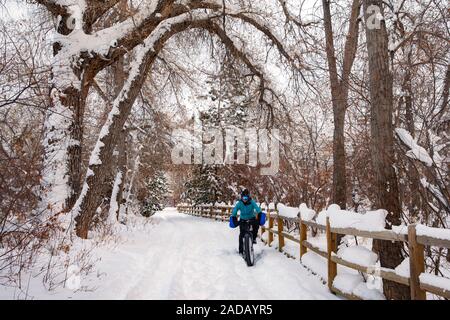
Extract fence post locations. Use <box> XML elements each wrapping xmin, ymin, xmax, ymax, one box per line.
<box><xmin>277</xmin><ymin>215</ymin><xmax>285</xmax><ymax>252</ymax></box>
<box><xmin>300</xmin><ymin>217</ymin><xmax>307</xmax><ymax>258</ymax></box>
<box><xmin>408</xmin><ymin>224</ymin><xmax>426</xmax><ymax>300</ymax></box>
<box><xmin>221</xmin><ymin>207</ymin><xmax>225</xmax><ymax>221</ymax></box>
<box><xmin>209</xmin><ymin>206</ymin><xmax>213</xmax><ymax>219</ymax></box>
<box><xmin>268</xmin><ymin>211</ymin><xmax>274</xmax><ymax>246</ymax></box>
<box><xmin>326</xmin><ymin>216</ymin><xmax>337</xmax><ymax>291</ymax></box>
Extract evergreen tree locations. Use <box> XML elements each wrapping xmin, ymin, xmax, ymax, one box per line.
<box><xmin>199</xmin><ymin>56</ymin><xmax>255</xmax><ymax>129</ymax></box>
<box><xmin>141</xmin><ymin>171</ymin><xmax>168</xmax><ymax>217</ymax></box>
<box><xmin>182</xmin><ymin>165</ymin><xmax>228</xmax><ymax>205</ymax></box>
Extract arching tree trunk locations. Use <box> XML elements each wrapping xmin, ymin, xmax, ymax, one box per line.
<box><xmin>73</xmin><ymin>15</ymin><xmax>211</xmax><ymax>238</ymax></box>
<box><xmin>74</xmin><ymin>57</ymin><xmax>151</xmax><ymax>238</ymax></box>
<box><xmin>363</xmin><ymin>0</ymin><xmax>410</xmax><ymax>300</ymax></box>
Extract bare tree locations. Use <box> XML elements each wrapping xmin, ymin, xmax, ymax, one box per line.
<box><xmin>363</xmin><ymin>0</ymin><xmax>410</xmax><ymax>299</ymax></box>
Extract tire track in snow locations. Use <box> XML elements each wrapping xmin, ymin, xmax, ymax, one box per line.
<box><xmin>121</xmin><ymin>208</ymin><xmax>338</xmax><ymax>300</ymax></box>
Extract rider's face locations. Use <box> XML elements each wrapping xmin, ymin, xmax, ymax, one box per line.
<box><xmin>242</xmin><ymin>195</ymin><xmax>249</xmax><ymax>203</ymax></box>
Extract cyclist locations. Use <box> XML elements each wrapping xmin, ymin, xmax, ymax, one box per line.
<box><xmin>230</xmin><ymin>189</ymin><xmax>262</xmax><ymax>254</ymax></box>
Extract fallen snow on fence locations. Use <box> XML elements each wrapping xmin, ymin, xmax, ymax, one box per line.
<box><xmin>337</xmin><ymin>246</ymin><xmax>378</xmax><ymax>267</ymax></box>
<box><xmin>416</xmin><ymin>224</ymin><xmax>450</xmax><ymax>241</ymax></box>
<box><xmin>312</xmin><ymin>204</ymin><xmax>387</xmax><ymax>231</ymax></box>
<box><xmin>419</xmin><ymin>273</ymin><xmax>450</xmax><ymax>293</ymax></box>
<box><xmin>277</xmin><ymin>203</ymin><xmax>300</xmax><ymax>218</ymax></box>
<box><xmin>394</xmin><ymin>258</ymin><xmax>410</xmax><ymax>278</ymax></box>
<box><xmin>299</xmin><ymin>203</ymin><xmax>316</xmax><ymax>221</ymax></box>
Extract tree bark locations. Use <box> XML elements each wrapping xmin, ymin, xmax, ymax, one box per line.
<box><xmin>363</xmin><ymin>0</ymin><xmax>410</xmax><ymax>299</ymax></box>
<box><xmin>42</xmin><ymin>14</ymin><xmax>89</xmax><ymax>215</ymax></box>
<box><xmin>322</xmin><ymin>0</ymin><xmax>360</xmax><ymax>211</ymax></box>
<box><xmin>401</xmin><ymin>53</ymin><xmax>422</xmax><ymax>220</ymax></box>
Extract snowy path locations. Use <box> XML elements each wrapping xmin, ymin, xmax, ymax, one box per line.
<box><xmin>0</xmin><ymin>208</ymin><xmax>338</xmax><ymax>300</ymax></box>
<box><xmin>99</xmin><ymin>208</ymin><xmax>337</xmax><ymax>300</ymax></box>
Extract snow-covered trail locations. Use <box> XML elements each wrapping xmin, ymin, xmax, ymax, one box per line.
<box><xmin>0</xmin><ymin>208</ymin><xmax>338</xmax><ymax>300</ymax></box>
<box><xmin>113</xmin><ymin>208</ymin><xmax>337</xmax><ymax>300</ymax></box>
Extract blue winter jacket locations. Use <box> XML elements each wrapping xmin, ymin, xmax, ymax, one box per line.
<box><xmin>231</xmin><ymin>199</ymin><xmax>262</xmax><ymax>220</ymax></box>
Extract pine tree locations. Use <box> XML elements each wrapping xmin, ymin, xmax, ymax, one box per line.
<box><xmin>141</xmin><ymin>171</ymin><xmax>168</xmax><ymax>217</ymax></box>
<box><xmin>200</xmin><ymin>56</ymin><xmax>254</xmax><ymax>129</ymax></box>
<box><xmin>182</xmin><ymin>165</ymin><xmax>227</xmax><ymax>205</ymax></box>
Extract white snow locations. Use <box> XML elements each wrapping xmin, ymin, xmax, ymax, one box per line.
<box><xmin>0</xmin><ymin>208</ymin><xmax>338</xmax><ymax>300</ymax></box>
<box><xmin>419</xmin><ymin>273</ymin><xmax>450</xmax><ymax>292</ymax></box>
<box><xmin>277</xmin><ymin>203</ymin><xmax>299</xmax><ymax>218</ymax></box>
<box><xmin>353</xmin><ymin>282</ymin><xmax>386</xmax><ymax>300</ymax></box>
<box><xmin>333</xmin><ymin>274</ymin><xmax>364</xmax><ymax>294</ymax></box>
<box><xmin>40</xmin><ymin>89</ymin><xmax>77</xmax><ymax>222</ymax></box>
<box><xmin>420</xmin><ymin>178</ymin><xmax>449</xmax><ymax>210</ymax></box>
<box><xmin>316</xmin><ymin>209</ymin><xmax>328</xmax><ymax>226</ymax></box>
<box><xmin>299</xmin><ymin>203</ymin><xmax>316</xmax><ymax>221</ymax></box>
<box><xmin>301</xmin><ymin>252</ymin><xmax>328</xmax><ymax>280</ymax></box>
<box><xmin>337</xmin><ymin>246</ymin><xmax>378</xmax><ymax>267</ymax></box>
<box><xmin>416</xmin><ymin>224</ymin><xmax>450</xmax><ymax>242</ymax></box>
<box><xmin>333</xmin><ymin>274</ymin><xmax>385</xmax><ymax>300</ymax></box>
<box><xmin>395</xmin><ymin>258</ymin><xmax>410</xmax><ymax>278</ymax></box>
<box><xmin>395</xmin><ymin>128</ymin><xmax>433</xmax><ymax>166</ymax></box>
<box><xmin>313</xmin><ymin>204</ymin><xmax>387</xmax><ymax>231</ymax></box>
<box><xmin>108</xmin><ymin>171</ymin><xmax>123</xmax><ymax>222</ymax></box>
<box><xmin>392</xmin><ymin>224</ymin><xmax>408</xmax><ymax>235</ymax></box>
<box><xmin>329</xmin><ymin>208</ymin><xmax>387</xmax><ymax>231</ymax></box>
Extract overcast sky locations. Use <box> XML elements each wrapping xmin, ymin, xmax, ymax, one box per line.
<box><xmin>1</xmin><ymin>0</ymin><xmax>29</xmax><ymax>20</ymax></box>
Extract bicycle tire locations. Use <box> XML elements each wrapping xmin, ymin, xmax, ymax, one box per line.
<box><xmin>244</xmin><ymin>233</ymin><xmax>255</xmax><ymax>266</ymax></box>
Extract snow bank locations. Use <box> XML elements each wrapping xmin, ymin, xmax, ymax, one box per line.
<box><xmin>277</xmin><ymin>203</ymin><xmax>299</xmax><ymax>218</ymax></box>
<box><xmin>353</xmin><ymin>283</ymin><xmax>385</xmax><ymax>300</ymax></box>
<box><xmin>337</xmin><ymin>246</ymin><xmax>378</xmax><ymax>267</ymax></box>
<box><xmin>301</xmin><ymin>252</ymin><xmax>328</xmax><ymax>280</ymax></box>
<box><xmin>419</xmin><ymin>273</ymin><xmax>450</xmax><ymax>292</ymax></box>
<box><xmin>333</xmin><ymin>274</ymin><xmax>364</xmax><ymax>294</ymax></box>
<box><xmin>395</xmin><ymin>128</ymin><xmax>433</xmax><ymax>166</ymax></box>
<box><xmin>333</xmin><ymin>274</ymin><xmax>384</xmax><ymax>299</ymax></box>
<box><xmin>299</xmin><ymin>203</ymin><xmax>316</xmax><ymax>221</ymax></box>
<box><xmin>416</xmin><ymin>224</ymin><xmax>450</xmax><ymax>242</ymax></box>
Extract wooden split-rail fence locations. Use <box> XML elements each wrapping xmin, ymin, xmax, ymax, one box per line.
<box><xmin>176</xmin><ymin>203</ymin><xmax>450</xmax><ymax>300</ymax></box>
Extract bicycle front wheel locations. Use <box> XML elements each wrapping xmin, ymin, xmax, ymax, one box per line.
<box><xmin>244</xmin><ymin>233</ymin><xmax>255</xmax><ymax>266</ymax></box>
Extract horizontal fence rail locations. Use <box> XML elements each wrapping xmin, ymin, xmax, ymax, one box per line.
<box><xmin>176</xmin><ymin>203</ymin><xmax>450</xmax><ymax>300</ymax></box>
